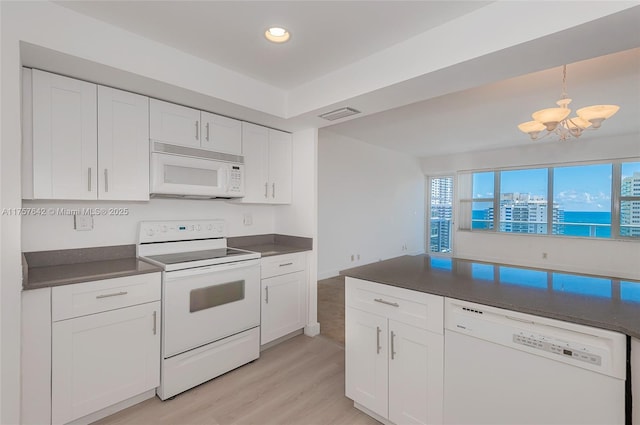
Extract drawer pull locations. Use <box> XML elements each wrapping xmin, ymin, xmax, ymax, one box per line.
<box><xmin>265</xmin><ymin>286</ymin><xmax>269</xmax><ymax>304</ymax></box>
<box><xmin>279</xmin><ymin>262</ymin><xmax>293</xmax><ymax>267</ymax></box>
<box><xmin>153</xmin><ymin>311</ymin><xmax>157</xmax><ymax>335</ymax></box>
<box><xmin>390</xmin><ymin>330</ymin><xmax>397</xmax><ymax>360</ymax></box>
<box><xmin>376</xmin><ymin>326</ymin><xmax>381</xmax><ymax>354</ymax></box>
<box><xmin>96</xmin><ymin>291</ymin><xmax>128</xmax><ymax>299</ymax></box>
<box><xmin>374</xmin><ymin>298</ymin><xmax>399</xmax><ymax>307</ymax></box>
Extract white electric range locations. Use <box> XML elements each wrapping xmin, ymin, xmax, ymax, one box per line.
<box><xmin>137</xmin><ymin>220</ymin><xmax>261</xmax><ymax>400</ymax></box>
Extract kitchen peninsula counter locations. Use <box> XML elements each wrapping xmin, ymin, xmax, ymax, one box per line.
<box><xmin>341</xmin><ymin>255</ymin><xmax>640</xmax><ymax>338</ymax></box>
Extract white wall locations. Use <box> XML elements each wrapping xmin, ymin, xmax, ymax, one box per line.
<box><xmin>275</xmin><ymin>129</ymin><xmax>320</xmax><ymax>335</ymax></box>
<box><xmin>21</xmin><ymin>200</ymin><xmax>276</xmax><ymax>252</ymax></box>
<box><xmin>318</xmin><ymin>130</ymin><xmax>425</xmax><ymax>279</ymax></box>
<box><xmin>421</xmin><ymin>133</ymin><xmax>640</xmax><ymax>279</ymax></box>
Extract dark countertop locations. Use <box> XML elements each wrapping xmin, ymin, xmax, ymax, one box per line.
<box><xmin>341</xmin><ymin>255</ymin><xmax>640</xmax><ymax>339</ymax></box>
<box><xmin>23</xmin><ymin>245</ymin><xmax>162</xmax><ymax>290</ymax></box>
<box><xmin>228</xmin><ymin>234</ymin><xmax>312</xmax><ymax>257</ymax></box>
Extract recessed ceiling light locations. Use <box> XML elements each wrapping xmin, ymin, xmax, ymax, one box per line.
<box><xmin>265</xmin><ymin>27</ymin><xmax>290</xmax><ymax>43</ymax></box>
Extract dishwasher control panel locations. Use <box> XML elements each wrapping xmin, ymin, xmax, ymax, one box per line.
<box><xmin>513</xmin><ymin>333</ymin><xmax>602</xmax><ymax>366</ymax></box>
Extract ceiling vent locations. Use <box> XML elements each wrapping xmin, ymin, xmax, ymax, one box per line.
<box><xmin>318</xmin><ymin>107</ymin><xmax>361</xmax><ymax>121</ymax></box>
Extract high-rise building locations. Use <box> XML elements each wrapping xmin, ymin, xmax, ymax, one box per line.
<box><xmin>621</xmin><ymin>172</ymin><xmax>640</xmax><ymax>237</ymax></box>
<box><xmin>430</xmin><ymin>177</ymin><xmax>453</xmax><ymax>253</ymax></box>
<box><xmin>480</xmin><ymin>193</ymin><xmax>563</xmax><ymax>234</ymax></box>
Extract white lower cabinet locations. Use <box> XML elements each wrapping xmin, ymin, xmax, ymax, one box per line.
<box><xmin>21</xmin><ymin>273</ymin><xmax>162</xmax><ymax>425</ymax></box>
<box><xmin>260</xmin><ymin>253</ymin><xmax>308</xmax><ymax>345</ymax></box>
<box><xmin>345</xmin><ymin>277</ymin><xmax>444</xmax><ymax>425</ymax></box>
<box><xmin>52</xmin><ymin>301</ymin><xmax>160</xmax><ymax>424</ymax></box>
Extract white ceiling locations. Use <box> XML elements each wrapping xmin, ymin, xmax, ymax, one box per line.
<box><xmin>55</xmin><ymin>1</ymin><xmax>490</xmax><ymax>89</ymax></box>
<box><xmin>324</xmin><ymin>48</ymin><xmax>640</xmax><ymax>157</ymax></box>
<box><xmin>49</xmin><ymin>1</ymin><xmax>640</xmax><ymax>158</ymax></box>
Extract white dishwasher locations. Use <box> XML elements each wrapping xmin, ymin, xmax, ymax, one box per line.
<box><xmin>444</xmin><ymin>298</ymin><xmax>626</xmax><ymax>425</ymax></box>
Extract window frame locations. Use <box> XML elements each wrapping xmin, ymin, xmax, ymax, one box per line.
<box><xmin>426</xmin><ymin>174</ymin><xmax>455</xmax><ymax>257</ymax></box>
<box><xmin>459</xmin><ymin>158</ymin><xmax>640</xmax><ymax>241</ymax></box>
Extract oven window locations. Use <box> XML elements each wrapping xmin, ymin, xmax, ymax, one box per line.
<box><xmin>165</xmin><ymin>164</ymin><xmax>218</xmax><ymax>187</ymax></box>
<box><xmin>190</xmin><ymin>280</ymin><xmax>245</xmax><ymax>312</ymax></box>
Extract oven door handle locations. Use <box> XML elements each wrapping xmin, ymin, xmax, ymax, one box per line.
<box><xmin>165</xmin><ymin>258</ymin><xmax>260</xmax><ymax>279</ymax></box>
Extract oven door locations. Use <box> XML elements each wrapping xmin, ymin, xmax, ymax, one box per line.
<box><xmin>162</xmin><ymin>259</ymin><xmax>260</xmax><ymax>358</ymax></box>
<box><xmin>150</xmin><ymin>151</ymin><xmax>231</xmax><ymax>197</ymax></box>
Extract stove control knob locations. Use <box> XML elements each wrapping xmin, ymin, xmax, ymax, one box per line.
<box><xmin>146</xmin><ymin>228</ymin><xmax>154</xmax><ymax>237</ymax></box>
<box><xmin>208</xmin><ymin>224</ymin><xmax>213</xmax><ymax>231</ymax></box>
<box><xmin>162</xmin><ymin>225</ymin><xmax>167</xmax><ymax>233</ymax></box>
<box><xmin>196</xmin><ymin>224</ymin><xmax>202</xmax><ymax>231</ymax></box>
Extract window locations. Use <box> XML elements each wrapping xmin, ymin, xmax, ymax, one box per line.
<box><xmin>461</xmin><ymin>160</ymin><xmax>639</xmax><ymax>240</ymax></box>
<box><xmin>554</xmin><ymin>164</ymin><xmax>612</xmax><ymax>238</ymax></box>
<box><xmin>428</xmin><ymin>176</ymin><xmax>453</xmax><ymax>254</ymax></box>
<box><xmin>500</xmin><ymin>168</ymin><xmax>548</xmax><ymax>234</ymax></box>
<box><xmin>620</xmin><ymin>162</ymin><xmax>640</xmax><ymax>238</ymax></box>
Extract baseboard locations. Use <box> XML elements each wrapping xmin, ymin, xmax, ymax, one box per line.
<box><xmin>304</xmin><ymin>322</ymin><xmax>320</xmax><ymax>337</ymax></box>
<box><xmin>67</xmin><ymin>389</ymin><xmax>156</xmax><ymax>425</ymax></box>
<box><xmin>353</xmin><ymin>402</ymin><xmax>393</xmax><ymax>425</ymax></box>
<box><xmin>260</xmin><ymin>328</ymin><xmax>303</xmax><ymax>350</ymax></box>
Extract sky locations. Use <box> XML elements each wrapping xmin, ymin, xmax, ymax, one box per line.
<box><xmin>472</xmin><ymin>161</ymin><xmax>640</xmax><ymax>212</ymax></box>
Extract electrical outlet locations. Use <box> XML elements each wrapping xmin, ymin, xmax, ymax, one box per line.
<box><xmin>243</xmin><ymin>213</ymin><xmax>253</xmax><ymax>226</ymax></box>
<box><xmin>74</xmin><ymin>215</ymin><xmax>93</xmax><ymax>231</ymax></box>
<box><xmin>357</xmin><ymin>254</ymin><xmax>360</xmax><ymax>260</ymax></box>
<box><xmin>351</xmin><ymin>254</ymin><xmax>354</xmax><ymax>262</ymax></box>
<box><xmin>542</xmin><ymin>252</ymin><xmax>548</xmax><ymax>259</ymax></box>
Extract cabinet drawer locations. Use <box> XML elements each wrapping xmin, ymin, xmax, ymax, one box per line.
<box><xmin>52</xmin><ymin>273</ymin><xmax>161</xmax><ymax>321</ymax></box>
<box><xmin>261</xmin><ymin>252</ymin><xmax>306</xmax><ymax>279</ymax></box>
<box><xmin>346</xmin><ymin>277</ymin><xmax>443</xmax><ymax>334</ymax></box>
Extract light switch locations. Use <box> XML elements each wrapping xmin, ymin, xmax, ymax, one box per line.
<box><xmin>243</xmin><ymin>213</ymin><xmax>253</xmax><ymax>226</ymax></box>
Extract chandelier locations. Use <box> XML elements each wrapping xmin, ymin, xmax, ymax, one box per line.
<box><xmin>517</xmin><ymin>65</ymin><xmax>619</xmax><ymax>141</ymax></box>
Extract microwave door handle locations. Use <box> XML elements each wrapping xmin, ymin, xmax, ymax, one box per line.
<box><xmin>225</xmin><ymin>168</ymin><xmax>230</xmax><ymax>192</ymax></box>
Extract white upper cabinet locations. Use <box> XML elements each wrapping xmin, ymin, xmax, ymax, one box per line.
<box><xmin>24</xmin><ymin>69</ymin><xmax>150</xmax><ymax>201</ymax></box>
<box><xmin>30</xmin><ymin>69</ymin><xmax>98</xmax><ymax>200</ymax></box>
<box><xmin>98</xmin><ymin>86</ymin><xmax>149</xmax><ymax>200</ymax></box>
<box><xmin>200</xmin><ymin>111</ymin><xmax>242</xmax><ymax>155</ymax></box>
<box><xmin>241</xmin><ymin>122</ymin><xmax>270</xmax><ymax>203</ymax></box>
<box><xmin>268</xmin><ymin>129</ymin><xmax>293</xmax><ymax>204</ymax></box>
<box><xmin>149</xmin><ymin>99</ymin><xmax>201</xmax><ymax>148</ymax></box>
<box><xmin>150</xmin><ymin>99</ymin><xmax>242</xmax><ymax>154</ymax></box>
<box><xmin>240</xmin><ymin>122</ymin><xmax>292</xmax><ymax>204</ymax></box>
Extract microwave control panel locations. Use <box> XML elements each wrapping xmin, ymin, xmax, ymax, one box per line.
<box><xmin>229</xmin><ymin>165</ymin><xmax>243</xmax><ymax>193</ymax></box>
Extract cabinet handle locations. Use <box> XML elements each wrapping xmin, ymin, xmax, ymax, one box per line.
<box><xmin>272</xmin><ymin>183</ymin><xmax>276</xmax><ymax>199</ymax></box>
<box><xmin>195</xmin><ymin>120</ymin><xmax>199</xmax><ymax>140</ymax></box>
<box><xmin>279</xmin><ymin>262</ymin><xmax>293</xmax><ymax>267</ymax></box>
<box><xmin>376</xmin><ymin>326</ymin><xmax>381</xmax><ymax>354</ymax></box>
<box><xmin>104</xmin><ymin>169</ymin><xmax>109</xmax><ymax>192</ymax></box>
<box><xmin>265</xmin><ymin>286</ymin><xmax>269</xmax><ymax>304</ymax></box>
<box><xmin>390</xmin><ymin>330</ymin><xmax>396</xmax><ymax>360</ymax></box>
<box><xmin>95</xmin><ymin>291</ymin><xmax>128</xmax><ymax>299</ymax></box>
<box><xmin>374</xmin><ymin>298</ymin><xmax>399</xmax><ymax>307</ymax></box>
<box><xmin>153</xmin><ymin>311</ymin><xmax>157</xmax><ymax>335</ymax></box>
<box><xmin>206</xmin><ymin>122</ymin><xmax>210</xmax><ymax>141</ymax></box>
<box><xmin>264</xmin><ymin>182</ymin><xmax>268</xmax><ymax>199</ymax></box>
<box><xmin>88</xmin><ymin>167</ymin><xmax>92</xmax><ymax>191</ymax></box>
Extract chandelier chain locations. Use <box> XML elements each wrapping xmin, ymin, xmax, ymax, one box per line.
<box><xmin>561</xmin><ymin>65</ymin><xmax>568</xmax><ymax>99</ymax></box>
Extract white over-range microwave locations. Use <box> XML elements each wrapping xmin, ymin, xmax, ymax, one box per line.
<box><xmin>150</xmin><ymin>142</ymin><xmax>245</xmax><ymax>199</ymax></box>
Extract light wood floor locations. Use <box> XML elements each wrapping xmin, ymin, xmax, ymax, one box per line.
<box><xmin>317</xmin><ymin>276</ymin><xmax>345</xmax><ymax>346</ymax></box>
<box><xmin>95</xmin><ymin>334</ymin><xmax>379</xmax><ymax>425</ymax></box>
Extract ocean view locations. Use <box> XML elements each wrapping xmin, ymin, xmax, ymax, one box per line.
<box><xmin>472</xmin><ymin>210</ymin><xmax>612</xmax><ymax>237</ymax></box>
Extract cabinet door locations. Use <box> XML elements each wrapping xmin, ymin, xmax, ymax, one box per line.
<box><xmin>388</xmin><ymin>320</ymin><xmax>443</xmax><ymax>425</ymax></box>
<box><xmin>345</xmin><ymin>307</ymin><xmax>388</xmax><ymax>419</ymax></box>
<box><xmin>149</xmin><ymin>98</ymin><xmax>200</xmax><ymax>147</ymax></box>
<box><xmin>201</xmin><ymin>111</ymin><xmax>242</xmax><ymax>154</ymax></box>
<box><xmin>51</xmin><ymin>302</ymin><xmax>160</xmax><ymax>424</ymax></box>
<box><xmin>32</xmin><ymin>69</ymin><xmax>97</xmax><ymax>199</ymax></box>
<box><xmin>98</xmin><ymin>86</ymin><xmax>150</xmax><ymax>200</ymax></box>
<box><xmin>240</xmin><ymin>122</ymin><xmax>269</xmax><ymax>203</ymax></box>
<box><xmin>261</xmin><ymin>270</ymin><xmax>307</xmax><ymax>345</ymax></box>
<box><xmin>268</xmin><ymin>129</ymin><xmax>292</xmax><ymax>204</ymax></box>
